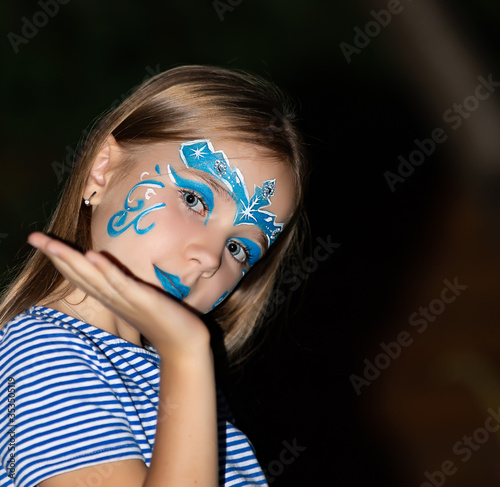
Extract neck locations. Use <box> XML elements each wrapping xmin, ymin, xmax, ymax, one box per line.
<box><xmin>43</xmin><ymin>286</ymin><xmax>143</xmax><ymax>347</ymax></box>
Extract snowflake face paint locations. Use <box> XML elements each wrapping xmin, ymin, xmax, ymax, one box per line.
<box><xmin>177</xmin><ymin>139</ymin><xmax>284</xmax><ymax>247</ymax></box>
<box><xmin>92</xmin><ymin>138</ymin><xmax>294</xmax><ymax>315</ymax></box>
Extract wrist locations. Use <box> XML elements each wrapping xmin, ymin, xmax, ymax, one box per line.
<box><xmin>157</xmin><ymin>333</ymin><xmax>214</xmax><ymax>367</ymax></box>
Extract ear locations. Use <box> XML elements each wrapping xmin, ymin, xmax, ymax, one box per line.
<box><xmin>83</xmin><ymin>135</ymin><xmax>121</xmax><ymax>206</ymax></box>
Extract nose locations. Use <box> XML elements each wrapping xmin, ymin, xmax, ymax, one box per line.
<box><xmin>185</xmin><ymin>240</ymin><xmax>223</xmax><ymax>278</ymax></box>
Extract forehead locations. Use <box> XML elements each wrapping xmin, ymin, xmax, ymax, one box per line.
<box><xmin>138</xmin><ymin>138</ymin><xmax>295</xmax><ymax>237</ymax></box>
<box><xmin>180</xmin><ymin>139</ymin><xmax>294</xmax><ymax>243</ymax></box>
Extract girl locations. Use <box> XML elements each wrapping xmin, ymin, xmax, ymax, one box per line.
<box><xmin>0</xmin><ymin>65</ymin><xmax>308</xmax><ymax>487</ymax></box>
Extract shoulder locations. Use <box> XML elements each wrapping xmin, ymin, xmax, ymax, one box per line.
<box><xmin>0</xmin><ymin>307</ymin><xmax>105</xmax><ymax>382</ymax></box>
<box><xmin>0</xmin><ymin>309</ymin><xmax>150</xmax><ymax>487</ymax></box>
<box><xmin>2</xmin><ymin>307</ymin><xmax>100</xmax><ymax>353</ymax></box>
<box><xmin>2</xmin><ymin>306</ymin><xmax>90</xmax><ymax>338</ymax></box>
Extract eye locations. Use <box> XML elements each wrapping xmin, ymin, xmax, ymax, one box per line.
<box><xmin>181</xmin><ymin>190</ymin><xmax>207</xmax><ymax>216</ymax></box>
<box><xmin>226</xmin><ymin>240</ymin><xmax>249</xmax><ymax>265</ymax></box>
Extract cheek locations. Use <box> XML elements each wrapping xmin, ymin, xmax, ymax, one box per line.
<box><xmin>197</xmin><ymin>262</ymin><xmax>245</xmax><ymax>313</ymax></box>
<box><xmin>90</xmin><ymin>185</ymin><xmax>181</xmax><ymax>262</ymax></box>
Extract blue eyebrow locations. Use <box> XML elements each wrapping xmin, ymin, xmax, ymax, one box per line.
<box><xmin>168</xmin><ymin>165</ymin><xmax>214</xmax><ymax>224</ymax></box>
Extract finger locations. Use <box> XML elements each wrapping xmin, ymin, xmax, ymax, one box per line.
<box><xmin>29</xmin><ymin>233</ymin><xmax>125</xmax><ymax>303</ymax></box>
<box><xmin>28</xmin><ymin>232</ymin><xmax>63</xmax><ymax>257</ymax></box>
<box><xmin>86</xmin><ymin>250</ymin><xmax>173</xmax><ymax>322</ymax></box>
<box><xmin>29</xmin><ymin>232</ymin><xmax>89</xmax><ymax>264</ymax></box>
<box><xmin>28</xmin><ymin>233</ymin><xmax>205</xmax><ymax>351</ymax></box>
<box><xmin>86</xmin><ymin>250</ymin><xmax>200</xmax><ymax>341</ymax></box>
<box><xmin>85</xmin><ymin>250</ymin><xmax>134</xmax><ymax>297</ymax></box>
<box><xmin>30</xmin><ymin>234</ymin><xmax>156</xmax><ymax>318</ymax></box>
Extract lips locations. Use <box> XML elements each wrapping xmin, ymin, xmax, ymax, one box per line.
<box><xmin>154</xmin><ymin>266</ymin><xmax>191</xmax><ymax>300</ymax></box>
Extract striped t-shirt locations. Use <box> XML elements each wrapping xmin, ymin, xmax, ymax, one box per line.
<box><xmin>0</xmin><ymin>306</ymin><xmax>268</xmax><ymax>487</ymax></box>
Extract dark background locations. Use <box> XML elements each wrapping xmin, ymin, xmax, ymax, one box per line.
<box><xmin>2</xmin><ymin>1</ymin><xmax>500</xmax><ymax>485</ymax></box>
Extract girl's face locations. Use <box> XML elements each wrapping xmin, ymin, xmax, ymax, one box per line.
<box><xmin>89</xmin><ymin>139</ymin><xmax>295</xmax><ymax>314</ymax></box>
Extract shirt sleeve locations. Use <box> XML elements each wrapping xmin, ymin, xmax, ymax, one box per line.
<box><xmin>0</xmin><ymin>319</ymin><xmax>145</xmax><ymax>487</ymax></box>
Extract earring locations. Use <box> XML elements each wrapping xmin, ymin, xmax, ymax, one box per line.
<box><xmin>84</xmin><ymin>191</ymin><xmax>97</xmax><ymax>206</ymax></box>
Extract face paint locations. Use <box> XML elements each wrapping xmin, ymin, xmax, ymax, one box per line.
<box><xmin>107</xmin><ymin>179</ymin><xmax>166</xmax><ymax>237</ymax></box>
<box><xmin>154</xmin><ymin>265</ymin><xmax>191</xmax><ymax>300</ymax></box>
<box><xmin>167</xmin><ymin>165</ymin><xmax>214</xmax><ymax>225</ymax></box>
<box><xmin>210</xmin><ymin>240</ymin><xmax>259</xmax><ymax>310</ymax></box>
<box><xmin>230</xmin><ymin>237</ymin><xmax>261</xmax><ymax>267</ymax></box>
<box><xmin>178</xmin><ymin>140</ymin><xmax>284</xmax><ymax>247</ymax></box>
<box><xmin>211</xmin><ymin>290</ymin><xmax>229</xmax><ymax>310</ymax></box>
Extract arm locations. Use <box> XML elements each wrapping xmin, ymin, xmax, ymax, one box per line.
<box><xmin>30</xmin><ymin>233</ymin><xmax>218</xmax><ymax>487</ymax></box>
<box><xmin>39</xmin><ymin>356</ymin><xmax>218</xmax><ymax>487</ymax></box>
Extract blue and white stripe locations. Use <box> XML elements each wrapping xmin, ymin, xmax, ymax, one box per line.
<box><xmin>0</xmin><ymin>307</ymin><xmax>268</xmax><ymax>487</ymax></box>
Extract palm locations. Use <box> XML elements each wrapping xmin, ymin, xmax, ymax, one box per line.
<box><xmin>28</xmin><ymin>232</ymin><xmax>210</xmax><ymax>357</ymax></box>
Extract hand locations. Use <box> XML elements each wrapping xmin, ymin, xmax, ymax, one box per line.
<box><xmin>31</xmin><ymin>231</ymin><xmax>219</xmax><ymax>486</ymax></box>
<box><xmin>28</xmin><ymin>232</ymin><xmax>211</xmax><ymax>359</ymax></box>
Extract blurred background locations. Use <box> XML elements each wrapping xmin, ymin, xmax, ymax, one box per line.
<box><xmin>2</xmin><ymin>0</ymin><xmax>500</xmax><ymax>485</ymax></box>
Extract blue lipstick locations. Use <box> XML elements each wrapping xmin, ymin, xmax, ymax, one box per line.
<box><xmin>154</xmin><ymin>266</ymin><xmax>190</xmax><ymax>300</ymax></box>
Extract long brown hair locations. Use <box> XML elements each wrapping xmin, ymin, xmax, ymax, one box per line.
<box><xmin>0</xmin><ymin>65</ymin><xmax>309</xmax><ymax>363</ymax></box>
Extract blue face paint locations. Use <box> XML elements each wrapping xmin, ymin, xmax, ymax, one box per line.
<box><xmin>167</xmin><ymin>165</ymin><xmax>214</xmax><ymax>225</ymax></box>
<box><xmin>178</xmin><ymin>140</ymin><xmax>284</xmax><ymax>246</ymax></box>
<box><xmin>234</xmin><ymin>237</ymin><xmax>261</xmax><ymax>267</ymax></box>
<box><xmin>154</xmin><ymin>265</ymin><xmax>191</xmax><ymax>300</ymax></box>
<box><xmin>211</xmin><ymin>290</ymin><xmax>229</xmax><ymax>310</ymax></box>
<box><xmin>108</xmin><ymin>180</ymin><xmax>166</xmax><ymax>237</ymax></box>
